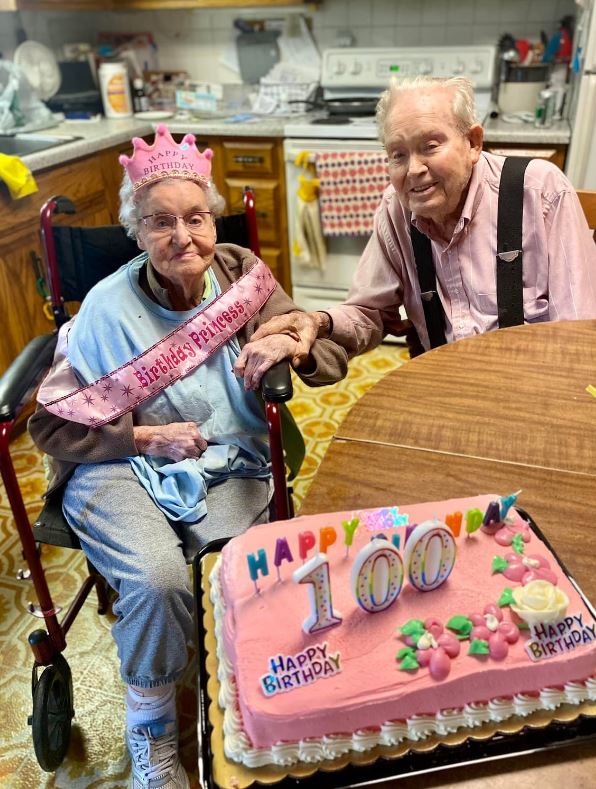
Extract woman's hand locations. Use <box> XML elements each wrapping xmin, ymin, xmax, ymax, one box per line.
<box><xmin>133</xmin><ymin>422</ymin><xmax>208</xmax><ymax>461</ymax></box>
<box><xmin>248</xmin><ymin>311</ymin><xmax>321</xmax><ymax>366</ymax></box>
<box><xmin>234</xmin><ymin>334</ymin><xmax>299</xmax><ymax>391</ymax></box>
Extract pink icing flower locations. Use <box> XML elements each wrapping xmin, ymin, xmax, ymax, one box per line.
<box><xmin>469</xmin><ymin>604</ymin><xmax>519</xmax><ymax>660</ymax></box>
<box><xmin>493</xmin><ymin>519</ymin><xmax>531</xmax><ymax>547</ymax></box>
<box><xmin>501</xmin><ymin>552</ymin><xmax>558</xmax><ymax>586</ymax></box>
<box><xmin>405</xmin><ymin>618</ymin><xmax>461</xmax><ymax>681</ymax></box>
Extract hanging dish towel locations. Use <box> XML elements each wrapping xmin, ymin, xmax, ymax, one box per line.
<box><xmin>315</xmin><ymin>151</ymin><xmax>389</xmax><ymax>236</ymax></box>
<box><xmin>293</xmin><ymin>173</ymin><xmax>326</xmax><ymax>270</ymax></box>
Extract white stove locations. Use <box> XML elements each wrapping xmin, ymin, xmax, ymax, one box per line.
<box><xmin>284</xmin><ymin>45</ymin><xmax>497</xmax><ymax>139</ymax></box>
<box><xmin>283</xmin><ymin>45</ymin><xmax>497</xmax><ymax>331</ymax></box>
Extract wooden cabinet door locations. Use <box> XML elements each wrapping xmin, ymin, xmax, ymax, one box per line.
<box><xmin>224</xmin><ymin>178</ymin><xmax>282</xmax><ymax>247</ymax></box>
<box><xmin>484</xmin><ymin>144</ymin><xmax>567</xmax><ymax>170</ymax></box>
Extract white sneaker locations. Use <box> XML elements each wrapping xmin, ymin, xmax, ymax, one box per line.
<box><xmin>128</xmin><ymin>720</ymin><xmax>190</xmax><ymax>789</ymax></box>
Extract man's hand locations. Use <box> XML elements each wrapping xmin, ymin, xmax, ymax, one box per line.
<box><xmin>234</xmin><ymin>334</ymin><xmax>300</xmax><ymax>391</ymax></box>
<box><xmin>249</xmin><ymin>311</ymin><xmax>322</xmax><ymax>367</ymax></box>
<box><xmin>133</xmin><ymin>422</ymin><xmax>208</xmax><ymax>461</ymax></box>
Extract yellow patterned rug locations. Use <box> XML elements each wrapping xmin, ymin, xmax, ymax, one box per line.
<box><xmin>0</xmin><ymin>345</ymin><xmax>407</xmax><ymax>789</ymax></box>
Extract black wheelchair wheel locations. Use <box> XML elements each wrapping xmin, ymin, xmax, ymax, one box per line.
<box><xmin>30</xmin><ymin>654</ymin><xmax>74</xmax><ymax>772</ymax></box>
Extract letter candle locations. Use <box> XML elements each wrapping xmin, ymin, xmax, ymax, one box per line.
<box><xmin>500</xmin><ymin>489</ymin><xmax>522</xmax><ymax>519</ymax></box>
<box><xmin>273</xmin><ymin>537</ymin><xmax>294</xmax><ymax>582</ymax></box>
<box><xmin>298</xmin><ymin>530</ymin><xmax>316</xmax><ymax>562</ymax></box>
<box><xmin>465</xmin><ymin>508</ymin><xmax>483</xmax><ymax>537</ymax></box>
<box><xmin>247</xmin><ymin>548</ymin><xmax>269</xmax><ymax>594</ymax></box>
<box><xmin>319</xmin><ymin>526</ymin><xmax>337</xmax><ymax>553</ymax></box>
<box><xmin>445</xmin><ymin>511</ymin><xmax>462</xmax><ymax>538</ymax></box>
<box><xmin>342</xmin><ymin>517</ymin><xmax>360</xmax><ymax>557</ymax></box>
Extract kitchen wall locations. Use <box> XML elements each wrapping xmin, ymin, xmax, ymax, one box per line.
<box><xmin>1</xmin><ymin>0</ymin><xmax>576</xmax><ymax>83</ymax></box>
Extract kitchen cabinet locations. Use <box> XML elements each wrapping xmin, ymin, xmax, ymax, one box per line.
<box><xmin>0</xmin><ymin>132</ymin><xmax>291</xmax><ymax>375</ymax></box>
<box><xmin>213</xmin><ymin>138</ymin><xmax>291</xmax><ymax>294</ymax></box>
<box><xmin>483</xmin><ymin>143</ymin><xmax>567</xmax><ymax>171</ymax></box>
<box><xmin>0</xmin><ymin>145</ymin><xmax>128</xmax><ymax>375</ymax></box>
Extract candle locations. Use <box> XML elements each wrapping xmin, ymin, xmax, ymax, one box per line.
<box><xmin>293</xmin><ymin>553</ymin><xmax>342</xmax><ymax>634</ymax></box>
<box><xmin>445</xmin><ymin>511</ymin><xmax>462</xmax><ymax>538</ymax></box>
<box><xmin>341</xmin><ymin>517</ymin><xmax>360</xmax><ymax>557</ymax></box>
<box><xmin>247</xmin><ymin>548</ymin><xmax>269</xmax><ymax>593</ymax></box>
<box><xmin>465</xmin><ymin>508</ymin><xmax>483</xmax><ymax>536</ymax></box>
<box><xmin>351</xmin><ymin>538</ymin><xmax>404</xmax><ymax>612</ymax></box>
<box><xmin>319</xmin><ymin>526</ymin><xmax>337</xmax><ymax>553</ymax></box>
<box><xmin>481</xmin><ymin>500</ymin><xmax>502</xmax><ymax>534</ymax></box>
<box><xmin>500</xmin><ymin>489</ymin><xmax>522</xmax><ymax>520</ymax></box>
<box><xmin>273</xmin><ymin>537</ymin><xmax>294</xmax><ymax>581</ymax></box>
<box><xmin>404</xmin><ymin>523</ymin><xmax>418</xmax><ymax>545</ymax></box>
<box><xmin>404</xmin><ymin>520</ymin><xmax>457</xmax><ymax>591</ymax></box>
<box><xmin>298</xmin><ymin>530</ymin><xmax>316</xmax><ymax>562</ymax></box>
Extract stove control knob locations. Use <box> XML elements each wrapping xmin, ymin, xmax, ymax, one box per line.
<box><xmin>453</xmin><ymin>60</ymin><xmax>466</xmax><ymax>74</ymax></box>
<box><xmin>333</xmin><ymin>60</ymin><xmax>346</xmax><ymax>76</ymax></box>
<box><xmin>418</xmin><ymin>60</ymin><xmax>433</xmax><ymax>75</ymax></box>
<box><xmin>350</xmin><ymin>60</ymin><xmax>363</xmax><ymax>75</ymax></box>
<box><xmin>470</xmin><ymin>58</ymin><xmax>485</xmax><ymax>74</ymax></box>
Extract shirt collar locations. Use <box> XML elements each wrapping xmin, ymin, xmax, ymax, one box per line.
<box><xmin>411</xmin><ymin>154</ymin><xmax>486</xmax><ymax>242</ymax></box>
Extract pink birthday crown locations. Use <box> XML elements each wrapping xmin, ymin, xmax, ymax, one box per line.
<box><xmin>119</xmin><ymin>123</ymin><xmax>213</xmax><ymax>192</ymax></box>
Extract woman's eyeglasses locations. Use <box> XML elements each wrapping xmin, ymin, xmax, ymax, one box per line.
<box><xmin>141</xmin><ymin>211</ymin><xmax>214</xmax><ymax>235</ymax></box>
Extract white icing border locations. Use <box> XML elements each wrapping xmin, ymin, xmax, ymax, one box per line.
<box><xmin>208</xmin><ymin>556</ymin><xmax>596</xmax><ymax>768</ymax></box>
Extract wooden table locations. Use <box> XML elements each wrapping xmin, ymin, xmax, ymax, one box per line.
<box><xmin>300</xmin><ymin>320</ymin><xmax>596</xmax><ymax>788</ymax></box>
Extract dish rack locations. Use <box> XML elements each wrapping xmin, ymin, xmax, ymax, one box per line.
<box><xmin>258</xmin><ymin>81</ymin><xmax>318</xmax><ymax>113</ymax></box>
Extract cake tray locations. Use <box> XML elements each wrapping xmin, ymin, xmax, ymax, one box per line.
<box><xmin>193</xmin><ymin>512</ymin><xmax>596</xmax><ymax>789</ymax></box>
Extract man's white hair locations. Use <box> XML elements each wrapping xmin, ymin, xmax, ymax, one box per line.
<box><xmin>376</xmin><ymin>75</ymin><xmax>478</xmax><ymax>147</ymax></box>
<box><xmin>118</xmin><ymin>174</ymin><xmax>226</xmax><ymax>240</ymax></box>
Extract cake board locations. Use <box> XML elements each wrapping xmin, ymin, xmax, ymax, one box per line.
<box><xmin>192</xmin><ymin>511</ymin><xmax>596</xmax><ymax>789</ymax></box>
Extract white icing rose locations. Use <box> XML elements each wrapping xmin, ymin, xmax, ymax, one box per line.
<box><xmin>510</xmin><ymin>579</ymin><xmax>569</xmax><ymax>625</ymax></box>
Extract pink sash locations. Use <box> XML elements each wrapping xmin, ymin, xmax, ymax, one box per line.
<box><xmin>39</xmin><ymin>260</ymin><xmax>276</xmax><ymax>427</ymax></box>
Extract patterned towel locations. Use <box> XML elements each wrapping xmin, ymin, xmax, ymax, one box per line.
<box><xmin>315</xmin><ymin>151</ymin><xmax>390</xmax><ymax>236</ymax></box>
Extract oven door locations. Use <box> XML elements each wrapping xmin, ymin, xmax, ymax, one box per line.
<box><xmin>283</xmin><ymin>137</ymin><xmax>406</xmax><ymax>342</ymax></box>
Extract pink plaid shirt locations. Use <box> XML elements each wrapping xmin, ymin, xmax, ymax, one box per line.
<box><xmin>329</xmin><ymin>153</ymin><xmax>596</xmax><ymax>354</ymax></box>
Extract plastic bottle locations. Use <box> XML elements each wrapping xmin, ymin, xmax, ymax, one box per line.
<box><xmin>132</xmin><ymin>78</ymin><xmax>150</xmax><ymax>113</ymax></box>
<box><xmin>99</xmin><ymin>62</ymin><xmax>133</xmax><ymax>118</ymax></box>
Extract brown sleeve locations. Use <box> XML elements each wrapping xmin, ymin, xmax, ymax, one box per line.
<box><xmin>28</xmin><ymin>405</ymin><xmax>137</xmax><ymax>464</ymax></box>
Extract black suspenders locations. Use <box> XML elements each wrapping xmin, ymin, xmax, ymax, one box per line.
<box><xmin>411</xmin><ymin>156</ymin><xmax>531</xmax><ymax>348</ymax></box>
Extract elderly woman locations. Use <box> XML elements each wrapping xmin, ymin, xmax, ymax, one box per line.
<box><xmin>29</xmin><ymin>124</ymin><xmax>347</xmax><ymax>789</ymax></box>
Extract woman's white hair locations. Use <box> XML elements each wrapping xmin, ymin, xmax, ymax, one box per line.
<box><xmin>376</xmin><ymin>75</ymin><xmax>477</xmax><ymax>147</ymax></box>
<box><xmin>118</xmin><ymin>174</ymin><xmax>226</xmax><ymax>239</ymax></box>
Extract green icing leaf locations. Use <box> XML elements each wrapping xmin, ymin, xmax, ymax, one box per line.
<box><xmin>396</xmin><ymin>646</ymin><xmax>416</xmax><ymax>660</ymax></box>
<box><xmin>399</xmin><ymin>619</ymin><xmax>426</xmax><ymax>639</ymax></box>
<box><xmin>498</xmin><ymin>587</ymin><xmax>515</xmax><ymax>607</ymax></box>
<box><xmin>491</xmin><ymin>555</ymin><xmax>509</xmax><ymax>574</ymax></box>
<box><xmin>468</xmin><ymin>639</ymin><xmax>490</xmax><ymax>656</ymax></box>
<box><xmin>398</xmin><ymin>654</ymin><xmax>419</xmax><ymax>671</ymax></box>
<box><xmin>446</xmin><ymin>615</ymin><xmax>473</xmax><ymax>639</ymax></box>
<box><xmin>517</xmin><ymin>621</ymin><xmax>530</xmax><ymax>630</ymax></box>
<box><xmin>511</xmin><ymin>534</ymin><xmax>525</xmax><ymax>555</ymax></box>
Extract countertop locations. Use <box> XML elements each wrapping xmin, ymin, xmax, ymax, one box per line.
<box><xmin>19</xmin><ymin>113</ymin><xmax>571</xmax><ymax>174</ymax></box>
<box><xmin>482</xmin><ymin>116</ymin><xmax>571</xmax><ymax>144</ymax></box>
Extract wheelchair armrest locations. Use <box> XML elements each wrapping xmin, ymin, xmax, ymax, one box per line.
<box><xmin>261</xmin><ymin>362</ymin><xmax>293</xmax><ymax>403</ymax></box>
<box><xmin>0</xmin><ymin>333</ymin><xmax>58</xmax><ymax>421</ymax></box>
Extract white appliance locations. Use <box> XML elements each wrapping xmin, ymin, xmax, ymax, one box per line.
<box><xmin>566</xmin><ymin>0</ymin><xmax>596</xmax><ymax>188</ymax></box>
<box><xmin>283</xmin><ymin>46</ymin><xmax>497</xmax><ymax>324</ymax></box>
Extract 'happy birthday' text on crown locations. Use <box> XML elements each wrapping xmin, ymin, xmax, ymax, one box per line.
<box><xmin>119</xmin><ymin>124</ymin><xmax>213</xmax><ymax>192</ymax></box>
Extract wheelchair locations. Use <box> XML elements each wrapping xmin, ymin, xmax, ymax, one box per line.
<box><xmin>0</xmin><ymin>188</ymin><xmax>304</xmax><ymax>772</ymax></box>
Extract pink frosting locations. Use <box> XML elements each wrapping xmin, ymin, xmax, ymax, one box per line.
<box><xmin>219</xmin><ymin>494</ymin><xmax>596</xmax><ymax>749</ymax></box>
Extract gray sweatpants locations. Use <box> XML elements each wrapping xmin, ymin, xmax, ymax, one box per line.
<box><xmin>62</xmin><ymin>460</ymin><xmax>271</xmax><ymax>687</ymax></box>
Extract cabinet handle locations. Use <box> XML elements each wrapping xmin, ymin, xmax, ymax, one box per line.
<box><xmin>233</xmin><ymin>155</ymin><xmax>265</xmax><ymax>164</ymax></box>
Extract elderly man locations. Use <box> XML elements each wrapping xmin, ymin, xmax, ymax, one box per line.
<box><xmin>236</xmin><ymin>75</ymin><xmax>596</xmax><ymax>386</ymax></box>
